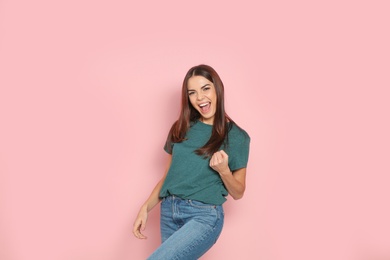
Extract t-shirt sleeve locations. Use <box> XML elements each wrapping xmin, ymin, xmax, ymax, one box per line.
<box><xmin>227</xmin><ymin>130</ymin><xmax>250</xmax><ymax>171</ymax></box>
<box><xmin>164</xmin><ymin>135</ymin><xmax>173</xmax><ymax>154</ymax></box>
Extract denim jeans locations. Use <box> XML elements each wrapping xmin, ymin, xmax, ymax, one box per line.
<box><xmin>147</xmin><ymin>195</ymin><xmax>224</xmax><ymax>260</ymax></box>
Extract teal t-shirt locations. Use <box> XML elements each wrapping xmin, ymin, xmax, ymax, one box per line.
<box><xmin>159</xmin><ymin>120</ymin><xmax>250</xmax><ymax>205</ymax></box>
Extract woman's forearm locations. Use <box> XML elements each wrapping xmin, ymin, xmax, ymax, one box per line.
<box><xmin>219</xmin><ymin>168</ymin><xmax>246</xmax><ymax>200</ymax></box>
<box><xmin>142</xmin><ymin>178</ymin><xmax>165</xmax><ymax>212</ymax></box>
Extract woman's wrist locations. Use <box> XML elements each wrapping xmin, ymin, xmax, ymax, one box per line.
<box><xmin>218</xmin><ymin>169</ymin><xmax>232</xmax><ymax>176</ymax></box>
<box><xmin>140</xmin><ymin>203</ymin><xmax>149</xmax><ymax>212</ymax></box>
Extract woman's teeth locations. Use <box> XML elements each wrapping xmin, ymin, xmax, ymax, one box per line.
<box><xmin>199</xmin><ymin>102</ymin><xmax>210</xmax><ymax>113</ymax></box>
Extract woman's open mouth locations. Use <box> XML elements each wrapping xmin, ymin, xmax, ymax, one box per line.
<box><xmin>199</xmin><ymin>102</ymin><xmax>211</xmax><ymax>114</ymax></box>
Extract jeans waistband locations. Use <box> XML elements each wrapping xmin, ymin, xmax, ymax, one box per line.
<box><xmin>162</xmin><ymin>195</ymin><xmax>221</xmax><ymax>207</ymax></box>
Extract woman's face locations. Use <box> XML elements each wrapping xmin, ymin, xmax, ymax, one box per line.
<box><xmin>187</xmin><ymin>75</ymin><xmax>217</xmax><ymax>125</ymax></box>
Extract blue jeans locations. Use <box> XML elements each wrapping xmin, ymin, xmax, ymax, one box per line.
<box><xmin>147</xmin><ymin>195</ymin><xmax>224</xmax><ymax>260</ymax></box>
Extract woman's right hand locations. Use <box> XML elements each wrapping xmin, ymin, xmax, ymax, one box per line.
<box><xmin>133</xmin><ymin>206</ymin><xmax>148</xmax><ymax>239</ymax></box>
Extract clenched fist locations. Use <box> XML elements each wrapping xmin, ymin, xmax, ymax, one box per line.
<box><xmin>209</xmin><ymin>150</ymin><xmax>231</xmax><ymax>176</ymax></box>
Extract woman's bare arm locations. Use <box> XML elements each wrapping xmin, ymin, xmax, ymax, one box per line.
<box><xmin>210</xmin><ymin>150</ymin><xmax>246</xmax><ymax>200</ymax></box>
<box><xmin>133</xmin><ymin>154</ymin><xmax>172</xmax><ymax>239</ymax></box>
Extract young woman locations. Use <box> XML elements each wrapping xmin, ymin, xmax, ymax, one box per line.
<box><xmin>133</xmin><ymin>64</ymin><xmax>250</xmax><ymax>259</ymax></box>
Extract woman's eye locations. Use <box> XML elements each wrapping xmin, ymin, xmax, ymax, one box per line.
<box><xmin>203</xmin><ymin>87</ymin><xmax>210</xmax><ymax>91</ymax></box>
<box><xmin>188</xmin><ymin>92</ymin><xmax>195</xmax><ymax>96</ymax></box>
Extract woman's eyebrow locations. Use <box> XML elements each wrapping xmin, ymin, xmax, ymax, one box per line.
<box><xmin>187</xmin><ymin>84</ymin><xmax>210</xmax><ymax>92</ymax></box>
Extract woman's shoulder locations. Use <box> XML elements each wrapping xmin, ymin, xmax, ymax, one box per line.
<box><xmin>228</xmin><ymin>122</ymin><xmax>250</xmax><ymax>141</ymax></box>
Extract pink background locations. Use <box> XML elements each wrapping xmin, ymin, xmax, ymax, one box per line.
<box><xmin>1</xmin><ymin>1</ymin><xmax>389</xmax><ymax>259</ymax></box>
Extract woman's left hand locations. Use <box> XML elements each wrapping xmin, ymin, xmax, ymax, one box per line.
<box><xmin>210</xmin><ymin>150</ymin><xmax>231</xmax><ymax>176</ymax></box>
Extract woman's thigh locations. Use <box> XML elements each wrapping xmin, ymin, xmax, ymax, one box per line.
<box><xmin>160</xmin><ymin>197</ymin><xmax>181</xmax><ymax>242</ymax></box>
<box><xmin>149</xmin><ymin>198</ymin><xmax>224</xmax><ymax>260</ymax></box>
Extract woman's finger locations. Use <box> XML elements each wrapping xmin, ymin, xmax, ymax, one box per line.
<box><xmin>210</xmin><ymin>153</ymin><xmax>216</xmax><ymax>166</ymax></box>
<box><xmin>216</xmin><ymin>152</ymin><xmax>222</xmax><ymax>164</ymax></box>
<box><xmin>133</xmin><ymin>218</ymin><xmax>147</xmax><ymax>239</ymax></box>
<box><xmin>220</xmin><ymin>150</ymin><xmax>228</xmax><ymax>159</ymax></box>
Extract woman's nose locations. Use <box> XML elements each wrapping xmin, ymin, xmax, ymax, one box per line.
<box><xmin>196</xmin><ymin>93</ymin><xmax>204</xmax><ymax>100</ymax></box>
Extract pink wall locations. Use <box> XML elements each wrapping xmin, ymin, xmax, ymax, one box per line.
<box><xmin>1</xmin><ymin>1</ymin><xmax>389</xmax><ymax>259</ymax></box>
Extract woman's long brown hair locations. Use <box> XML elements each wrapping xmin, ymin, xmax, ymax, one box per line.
<box><xmin>166</xmin><ymin>64</ymin><xmax>234</xmax><ymax>158</ymax></box>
